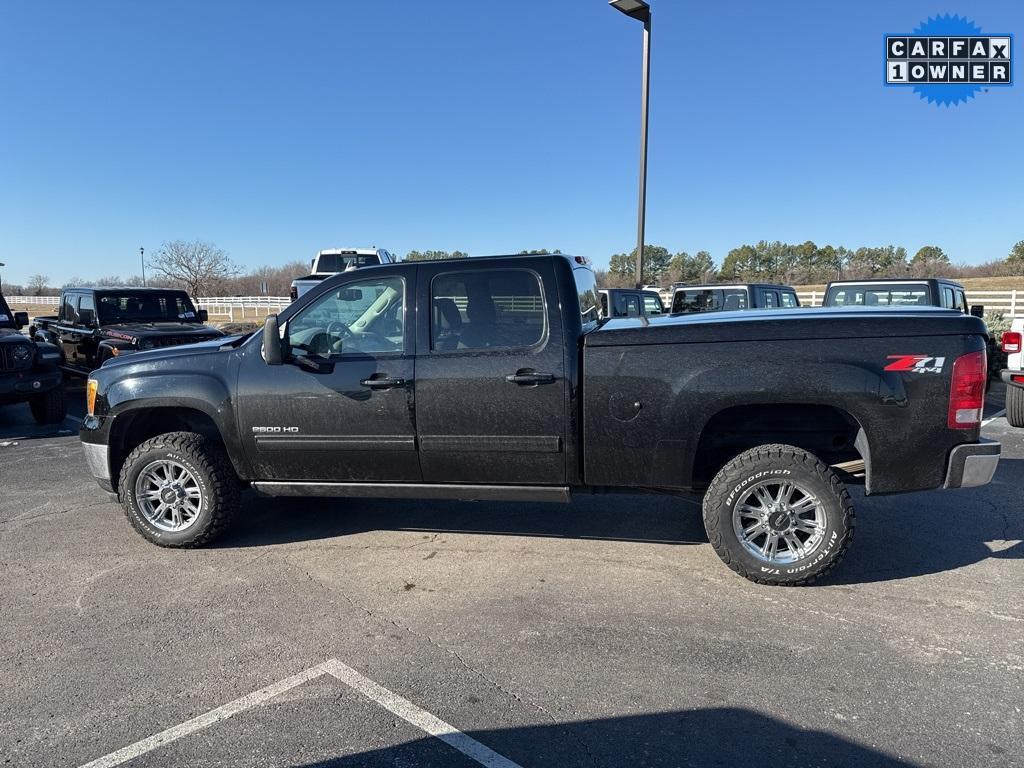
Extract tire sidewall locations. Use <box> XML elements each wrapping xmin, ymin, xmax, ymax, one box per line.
<box><xmin>713</xmin><ymin>456</ymin><xmax>846</xmax><ymax>583</ymax></box>
<box><xmin>121</xmin><ymin>444</ymin><xmax>215</xmax><ymax>546</ymax></box>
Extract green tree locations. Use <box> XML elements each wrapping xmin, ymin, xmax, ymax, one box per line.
<box><xmin>607</xmin><ymin>244</ymin><xmax>672</xmax><ymax>285</ymax></box>
<box><xmin>1006</xmin><ymin>240</ymin><xmax>1024</xmax><ymax>269</ymax></box>
<box><xmin>910</xmin><ymin>245</ymin><xmax>950</xmax><ymax>277</ymax></box>
<box><xmin>668</xmin><ymin>250</ymin><xmax>716</xmax><ymax>284</ymax></box>
<box><xmin>518</xmin><ymin>249</ymin><xmax>561</xmax><ymax>255</ymax></box>
<box><xmin>404</xmin><ymin>250</ymin><xmax>468</xmax><ymax>261</ymax></box>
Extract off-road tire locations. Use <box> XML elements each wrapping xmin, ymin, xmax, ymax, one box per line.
<box><xmin>118</xmin><ymin>431</ymin><xmax>239</xmax><ymax>547</ymax></box>
<box><xmin>1006</xmin><ymin>385</ymin><xmax>1024</xmax><ymax>428</ymax></box>
<box><xmin>702</xmin><ymin>443</ymin><xmax>854</xmax><ymax>586</ymax></box>
<box><xmin>29</xmin><ymin>386</ymin><xmax>67</xmax><ymax>425</ymax></box>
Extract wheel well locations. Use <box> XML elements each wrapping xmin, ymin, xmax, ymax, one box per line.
<box><xmin>692</xmin><ymin>404</ymin><xmax>866</xmax><ymax>488</ymax></box>
<box><xmin>109</xmin><ymin>407</ymin><xmax>224</xmax><ymax>490</ymax></box>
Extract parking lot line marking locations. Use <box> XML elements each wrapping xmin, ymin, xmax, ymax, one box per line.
<box><xmin>77</xmin><ymin>658</ymin><xmax>521</xmax><ymax>768</ymax></box>
<box><xmin>77</xmin><ymin>661</ymin><xmax>333</xmax><ymax>768</ymax></box>
<box><xmin>983</xmin><ymin>408</ymin><xmax>1006</xmax><ymax>426</ymax></box>
<box><xmin>323</xmin><ymin>659</ymin><xmax>523</xmax><ymax>768</ymax></box>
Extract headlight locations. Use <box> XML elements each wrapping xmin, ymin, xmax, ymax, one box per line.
<box><xmin>12</xmin><ymin>344</ymin><xmax>33</xmax><ymax>362</ymax></box>
<box><xmin>140</xmin><ymin>339</ymin><xmax>155</xmax><ymax>350</ymax></box>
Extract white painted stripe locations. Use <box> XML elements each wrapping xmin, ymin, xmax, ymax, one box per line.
<box><xmin>983</xmin><ymin>408</ymin><xmax>1006</xmax><ymax>426</ymax></box>
<box><xmin>78</xmin><ymin>658</ymin><xmax>522</xmax><ymax>768</ymax></box>
<box><xmin>77</xmin><ymin>662</ymin><xmax>332</xmax><ymax>768</ymax></box>
<box><xmin>324</xmin><ymin>659</ymin><xmax>523</xmax><ymax>768</ymax></box>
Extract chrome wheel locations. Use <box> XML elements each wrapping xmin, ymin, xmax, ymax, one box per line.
<box><xmin>134</xmin><ymin>459</ymin><xmax>203</xmax><ymax>532</ymax></box>
<box><xmin>732</xmin><ymin>479</ymin><xmax>827</xmax><ymax>564</ymax></box>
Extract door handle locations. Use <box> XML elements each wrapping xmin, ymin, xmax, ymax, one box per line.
<box><xmin>360</xmin><ymin>375</ymin><xmax>407</xmax><ymax>390</ymax></box>
<box><xmin>505</xmin><ymin>370</ymin><xmax>556</xmax><ymax>386</ymax></box>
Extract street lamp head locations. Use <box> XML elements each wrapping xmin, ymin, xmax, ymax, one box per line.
<box><xmin>609</xmin><ymin>0</ymin><xmax>650</xmax><ymax>22</ymax></box>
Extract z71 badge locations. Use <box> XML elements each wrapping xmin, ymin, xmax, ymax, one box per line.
<box><xmin>885</xmin><ymin>355</ymin><xmax>946</xmax><ymax>373</ymax></box>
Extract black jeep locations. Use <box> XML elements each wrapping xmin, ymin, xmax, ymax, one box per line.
<box><xmin>0</xmin><ymin>292</ymin><xmax>66</xmax><ymax>423</ymax></box>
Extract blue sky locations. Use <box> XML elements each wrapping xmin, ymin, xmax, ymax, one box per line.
<box><xmin>1</xmin><ymin>0</ymin><xmax>1021</xmax><ymax>285</ymax></box>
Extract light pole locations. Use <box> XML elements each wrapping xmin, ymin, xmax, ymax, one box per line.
<box><xmin>0</xmin><ymin>261</ymin><xmax>5</xmax><ymax>291</ymax></box>
<box><xmin>610</xmin><ymin>0</ymin><xmax>651</xmax><ymax>290</ymax></box>
<box><xmin>140</xmin><ymin>247</ymin><xmax>146</xmax><ymax>287</ymax></box>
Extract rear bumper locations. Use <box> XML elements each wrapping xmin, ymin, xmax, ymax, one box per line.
<box><xmin>1000</xmin><ymin>370</ymin><xmax>1024</xmax><ymax>388</ymax></box>
<box><xmin>943</xmin><ymin>439</ymin><xmax>1000</xmax><ymax>489</ymax></box>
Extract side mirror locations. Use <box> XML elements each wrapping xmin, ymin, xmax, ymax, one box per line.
<box><xmin>14</xmin><ymin>311</ymin><xmax>28</xmax><ymax>329</ymax></box>
<box><xmin>79</xmin><ymin>308</ymin><xmax>96</xmax><ymax>327</ymax></box>
<box><xmin>970</xmin><ymin>304</ymin><xmax>984</xmax><ymax>318</ymax></box>
<box><xmin>197</xmin><ymin>309</ymin><xmax>209</xmax><ymax>322</ymax></box>
<box><xmin>263</xmin><ymin>315</ymin><xmax>283</xmax><ymax>365</ymax></box>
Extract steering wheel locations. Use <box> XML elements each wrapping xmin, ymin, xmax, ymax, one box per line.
<box><xmin>325</xmin><ymin>320</ymin><xmax>352</xmax><ymax>339</ymax></box>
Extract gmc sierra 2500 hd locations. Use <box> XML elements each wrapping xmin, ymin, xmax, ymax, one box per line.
<box><xmin>79</xmin><ymin>253</ymin><xmax>999</xmax><ymax>585</ymax></box>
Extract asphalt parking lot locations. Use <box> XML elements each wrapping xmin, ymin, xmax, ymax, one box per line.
<box><xmin>1</xmin><ymin>383</ymin><xmax>1021</xmax><ymax>767</ymax></box>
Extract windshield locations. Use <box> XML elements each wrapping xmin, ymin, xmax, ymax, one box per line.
<box><xmin>826</xmin><ymin>284</ymin><xmax>929</xmax><ymax>307</ymax></box>
<box><xmin>0</xmin><ymin>294</ymin><xmax>13</xmax><ymax>328</ymax></box>
<box><xmin>97</xmin><ymin>292</ymin><xmax>200</xmax><ymax>323</ymax></box>
<box><xmin>315</xmin><ymin>253</ymin><xmax>381</xmax><ymax>273</ymax></box>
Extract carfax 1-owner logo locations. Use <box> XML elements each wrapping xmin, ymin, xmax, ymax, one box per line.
<box><xmin>886</xmin><ymin>14</ymin><xmax>1012</xmax><ymax>106</ymax></box>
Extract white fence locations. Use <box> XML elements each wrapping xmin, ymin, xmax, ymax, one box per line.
<box><xmin>5</xmin><ymin>294</ymin><xmax>292</xmax><ymax>321</ymax></box>
<box><xmin>797</xmin><ymin>289</ymin><xmax>1024</xmax><ymax>318</ymax></box>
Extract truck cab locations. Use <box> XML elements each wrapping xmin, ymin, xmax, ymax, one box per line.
<box><xmin>670</xmin><ymin>283</ymin><xmax>800</xmax><ymax>313</ymax></box>
<box><xmin>289</xmin><ymin>248</ymin><xmax>395</xmax><ymax>301</ymax></box>
<box><xmin>823</xmin><ymin>278</ymin><xmax>971</xmax><ymax>312</ymax></box>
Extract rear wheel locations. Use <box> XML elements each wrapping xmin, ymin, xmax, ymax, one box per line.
<box><xmin>118</xmin><ymin>431</ymin><xmax>238</xmax><ymax>547</ymax></box>
<box><xmin>1006</xmin><ymin>385</ymin><xmax>1024</xmax><ymax>428</ymax></box>
<box><xmin>702</xmin><ymin>444</ymin><xmax>854</xmax><ymax>586</ymax></box>
<box><xmin>29</xmin><ymin>386</ymin><xmax>67</xmax><ymax>425</ymax></box>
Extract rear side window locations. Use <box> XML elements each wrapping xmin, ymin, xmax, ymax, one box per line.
<box><xmin>721</xmin><ymin>290</ymin><xmax>748</xmax><ymax>311</ymax></box>
<box><xmin>763</xmin><ymin>290</ymin><xmax>780</xmax><ymax>308</ymax></box>
<box><xmin>615</xmin><ymin>293</ymin><xmax>641</xmax><ymax>317</ymax></box>
<box><xmin>574</xmin><ymin>268</ymin><xmax>601</xmax><ymax>324</ymax></box>
<box><xmin>780</xmin><ymin>291</ymin><xmax>799</xmax><ymax>308</ymax></box>
<box><xmin>643</xmin><ymin>295</ymin><xmax>663</xmax><ymax>315</ymax></box>
<box><xmin>431</xmin><ymin>269</ymin><xmax>545</xmax><ymax>351</ymax></box>
<box><xmin>672</xmin><ymin>289</ymin><xmax>722</xmax><ymax>313</ymax></box>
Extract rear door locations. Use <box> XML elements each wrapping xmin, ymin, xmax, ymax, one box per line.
<box><xmin>414</xmin><ymin>260</ymin><xmax>567</xmax><ymax>485</ymax></box>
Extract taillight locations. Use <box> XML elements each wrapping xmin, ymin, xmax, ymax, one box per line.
<box><xmin>1002</xmin><ymin>331</ymin><xmax>1021</xmax><ymax>354</ymax></box>
<box><xmin>948</xmin><ymin>350</ymin><xmax>986</xmax><ymax>429</ymax></box>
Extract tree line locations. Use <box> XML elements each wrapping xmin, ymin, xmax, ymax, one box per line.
<box><xmin>5</xmin><ymin>240</ymin><xmax>1024</xmax><ymax>298</ymax></box>
<box><xmin>599</xmin><ymin>240</ymin><xmax>1024</xmax><ymax>288</ymax></box>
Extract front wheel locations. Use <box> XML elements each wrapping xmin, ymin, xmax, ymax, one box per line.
<box><xmin>118</xmin><ymin>431</ymin><xmax>239</xmax><ymax>547</ymax></box>
<box><xmin>702</xmin><ymin>444</ymin><xmax>854</xmax><ymax>586</ymax></box>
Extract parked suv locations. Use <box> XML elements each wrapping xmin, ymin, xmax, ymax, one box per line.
<box><xmin>0</xmin><ymin>292</ymin><xmax>66</xmax><ymax>423</ymax></box>
<box><xmin>32</xmin><ymin>288</ymin><xmax>223</xmax><ymax>374</ymax></box>
<box><xmin>670</xmin><ymin>283</ymin><xmax>800</xmax><ymax>314</ymax></box>
<box><xmin>599</xmin><ymin>288</ymin><xmax>664</xmax><ymax>318</ymax></box>
<box><xmin>1001</xmin><ymin>321</ymin><xmax>1024</xmax><ymax>427</ymax></box>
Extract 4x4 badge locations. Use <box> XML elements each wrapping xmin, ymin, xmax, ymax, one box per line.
<box><xmin>885</xmin><ymin>355</ymin><xmax>946</xmax><ymax>373</ymax></box>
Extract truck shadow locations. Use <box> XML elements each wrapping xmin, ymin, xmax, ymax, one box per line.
<box><xmin>219</xmin><ymin>459</ymin><xmax>1023</xmax><ymax>585</ymax></box>
<box><xmin>286</xmin><ymin>707</ymin><xmax>928</xmax><ymax>767</ymax></box>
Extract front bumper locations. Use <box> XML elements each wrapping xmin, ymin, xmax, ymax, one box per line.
<box><xmin>943</xmin><ymin>439</ymin><xmax>1000</xmax><ymax>489</ymax></box>
<box><xmin>80</xmin><ymin>438</ymin><xmax>114</xmax><ymax>492</ymax></box>
<box><xmin>0</xmin><ymin>368</ymin><xmax>62</xmax><ymax>402</ymax></box>
<box><xmin>1000</xmin><ymin>370</ymin><xmax>1024</xmax><ymax>388</ymax></box>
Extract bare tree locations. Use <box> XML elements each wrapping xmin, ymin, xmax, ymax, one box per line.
<box><xmin>147</xmin><ymin>240</ymin><xmax>239</xmax><ymax>298</ymax></box>
<box><xmin>27</xmin><ymin>274</ymin><xmax>50</xmax><ymax>296</ymax></box>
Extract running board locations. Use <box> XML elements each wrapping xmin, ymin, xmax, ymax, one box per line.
<box><xmin>251</xmin><ymin>481</ymin><xmax>572</xmax><ymax>503</ymax></box>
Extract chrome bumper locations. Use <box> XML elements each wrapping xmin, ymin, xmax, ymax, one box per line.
<box><xmin>944</xmin><ymin>439</ymin><xmax>1000</xmax><ymax>489</ymax></box>
<box><xmin>81</xmin><ymin>441</ymin><xmax>110</xmax><ymax>482</ymax></box>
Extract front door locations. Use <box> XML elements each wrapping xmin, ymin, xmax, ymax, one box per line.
<box><xmin>413</xmin><ymin>260</ymin><xmax>567</xmax><ymax>485</ymax></box>
<box><xmin>235</xmin><ymin>269</ymin><xmax>419</xmax><ymax>482</ymax></box>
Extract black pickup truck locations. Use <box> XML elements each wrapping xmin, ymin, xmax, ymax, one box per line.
<box><xmin>0</xmin><ymin>292</ymin><xmax>66</xmax><ymax>423</ymax></box>
<box><xmin>32</xmin><ymin>287</ymin><xmax>224</xmax><ymax>374</ymax></box>
<box><xmin>79</xmin><ymin>253</ymin><xmax>998</xmax><ymax>585</ymax></box>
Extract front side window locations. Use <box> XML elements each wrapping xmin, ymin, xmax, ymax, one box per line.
<box><xmin>616</xmin><ymin>293</ymin><xmax>641</xmax><ymax>317</ymax></box>
<box><xmin>62</xmin><ymin>294</ymin><xmax>77</xmax><ymax>323</ymax></box>
<box><xmin>288</xmin><ymin>276</ymin><xmax>405</xmax><ymax>357</ymax></box>
<box><xmin>78</xmin><ymin>294</ymin><xmax>96</xmax><ymax>324</ymax></box>
<box><xmin>942</xmin><ymin>287</ymin><xmax>955</xmax><ymax>309</ymax></box>
<box><xmin>431</xmin><ymin>269</ymin><xmax>545</xmax><ymax>351</ymax></box>
<box><xmin>955</xmin><ymin>290</ymin><xmax>967</xmax><ymax>312</ymax></box>
<box><xmin>780</xmin><ymin>291</ymin><xmax>799</xmax><ymax>308</ymax></box>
